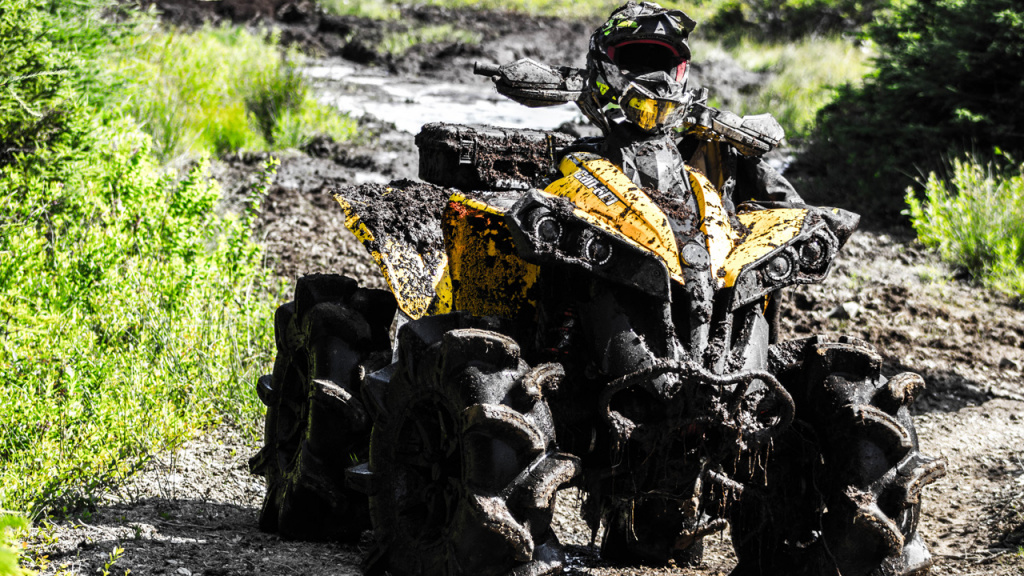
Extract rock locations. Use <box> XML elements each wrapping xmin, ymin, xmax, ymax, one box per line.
<box><xmin>828</xmin><ymin>301</ymin><xmax>862</xmax><ymax>320</ymax></box>
<box><xmin>999</xmin><ymin>357</ymin><xmax>1020</xmax><ymax>371</ymax></box>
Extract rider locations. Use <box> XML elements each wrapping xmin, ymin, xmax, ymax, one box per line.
<box><xmin>577</xmin><ymin>1</ymin><xmax>803</xmax><ymax>209</ymax></box>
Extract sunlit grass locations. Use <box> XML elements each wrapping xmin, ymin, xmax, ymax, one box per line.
<box><xmin>692</xmin><ymin>35</ymin><xmax>872</xmax><ymax>141</ymax></box>
<box><xmin>320</xmin><ymin>0</ymin><xmax>733</xmax><ymax>19</ymax></box>
<box><xmin>380</xmin><ymin>24</ymin><xmax>482</xmax><ymax>55</ymax></box>
<box><xmin>0</xmin><ymin>122</ymin><xmax>282</xmax><ymax>518</ymax></box>
<box><xmin>905</xmin><ymin>155</ymin><xmax>1024</xmax><ymax>298</ymax></box>
<box><xmin>112</xmin><ymin>25</ymin><xmax>356</xmax><ymax>160</ymax></box>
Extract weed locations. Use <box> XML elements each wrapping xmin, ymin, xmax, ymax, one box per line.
<box><xmin>0</xmin><ymin>513</ymin><xmax>32</xmax><ymax>576</ymax></box>
<box><xmin>112</xmin><ymin>25</ymin><xmax>355</xmax><ymax>159</ymax></box>
<box><xmin>320</xmin><ymin>0</ymin><xmax>400</xmax><ymax>19</ymax></box>
<box><xmin>98</xmin><ymin>546</ymin><xmax>124</xmax><ymax>576</ymax></box>
<box><xmin>904</xmin><ymin>155</ymin><xmax>1024</xmax><ymax>298</ymax></box>
<box><xmin>379</xmin><ymin>24</ymin><xmax>481</xmax><ymax>56</ymax></box>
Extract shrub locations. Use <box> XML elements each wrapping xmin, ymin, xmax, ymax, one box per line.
<box><xmin>0</xmin><ymin>0</ymin><xmax>279</xmax><ymax>519</ymax></box>
<box><xmin>703</xmin><ymin>0</ymin><xmax>889</xmax><ymax>41</ymax></box>
<box><xmin>800</xmin><ymin>0</ymin><xmax>1024</xmax><ymax>225</ymax></box>
<box><xmin>0</xmin><ymin>514</ymin><xmax>32</xmax><ymax>576</ymax></box>
<box><xmin>113</xmin><ymin>25</ymin><xmax>356</xmax><ymax>159</ymax></box>
<box><xmin>904</xmin><ymin>155</ymin><xmax>1024</xmax><ymax>297</ymax></box>
<box><xmin>0</xmin><ymin>122</ymin><xmax>279</xmax><ymax>517</ymax></box>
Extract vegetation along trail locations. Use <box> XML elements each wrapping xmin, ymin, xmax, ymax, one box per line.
<box><xmin>2</xmin><ymin>0</ymin><xmax>1022</xmax><ymax>575</ymax></box>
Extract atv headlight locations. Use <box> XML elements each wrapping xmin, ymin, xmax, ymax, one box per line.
<box><xmin>764</xmin><ymin>253</ymin><xmax>793</xmax><ymax>282</ymax></box>
<box><xmin>527</xmin><ymin>207</ymin><xmax>563</xmax><ymax>245</ymax></box>
<box><xmin>582</xmin><ymin>233</ymin><xmax>614</xmax><ymax>266</ymax></box>
<box><xmin>730</xmin><ymin>221</ymin><xmax>840</xmax><ymax>311</ymax></box>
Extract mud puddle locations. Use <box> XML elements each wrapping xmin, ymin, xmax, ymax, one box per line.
<box><xmin>304</xmin><ymin>59</ymin><xmax>584</xmax><ymax>134</ymax></box>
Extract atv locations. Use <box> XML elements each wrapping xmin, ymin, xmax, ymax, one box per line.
<box><xmin>249</xmin><ymin>58</ymin><xmax>945</xmax><ymax>576</ymax></box>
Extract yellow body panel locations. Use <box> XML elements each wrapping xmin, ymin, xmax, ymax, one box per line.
<box><xmin>545</xmin><ymin>155</ymin><xmax>685</xmax><ymax>280</ymax></box>
<box><xmin>443</xmin><ymin>194</ymin><xmax>541</xmax><ymax>320</ymax></box>
<box><xmin>723</xmin><ymin>209</ymin><xmax>807</xmax><ymax>287</ymax></box>
<box><xmin>335</xmin><ymin>193</ymin><xmax>449</xmax><ymax>319</ymax></box>
<box><xmin>336</xmin><ymin>158</ymin><xmax>812</xmax><ymax>321</ymax></box>
<box><xmin>689</xmin><ymin>169</ymin><xmax>739</xmax><ymax>286</ymax></box>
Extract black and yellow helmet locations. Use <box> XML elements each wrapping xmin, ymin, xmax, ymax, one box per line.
<box><xmin>582</xmin><ymin>2</ymin><xmax>697</xmax><ymax>134</ymax></box>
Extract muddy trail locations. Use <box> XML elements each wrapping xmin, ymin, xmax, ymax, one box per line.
<box><xmin>30</xmin><ymin>2</ymin><xmax>1024</xmax><ymax>575</ymax></box>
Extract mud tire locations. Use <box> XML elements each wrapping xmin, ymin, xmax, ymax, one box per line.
<box><xmin>249</xmin><ymin>274</ymin><xmax>396</xmax><ymax>541</ymax></box>
<box><xmin>367</xmin><ymin>313</ymin><xmax>580</xmax><ymax>576</ymax></box>
<box><xmin>729</xmin><ymin>336</ymin><xmax>945</xmax><ymax>576</ymax></box>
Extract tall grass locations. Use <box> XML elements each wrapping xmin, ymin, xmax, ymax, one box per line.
<box><xmin>905</xmin><ymin>155</ymin><xmax>1024</xmax><ymax>298</ymax></box>
<box><xmin>1</xmin><ymin>0</ymin><xmax>290</xmax><ymax>524</ymax></box>
<box><xmin>379</xmin><ymin>24</ymin><xmax>481</xmax><ymax>55</ymax></box>
<box><xmin>691</xmin><ymin>35</ymin><xmax>871</xmax><ymax>141</ymax></box>
<box><xmin>0</xmin><ymin>121</ymin><xmax>281</xmax><ymax>517</ymax></box>
<box><xmin>113</xmin><ymin>25</ymin><xmax>356</xmax><ymax>160</ymax></box>
<box><xmin>0</xmin><ymin>514</ymin><xmax>31</xmax><ymax>576</ymax></box>
<box><xmin>320</xmin><ymin>0</ymin><xmax>732</xmax><ymax>19</ymax></box>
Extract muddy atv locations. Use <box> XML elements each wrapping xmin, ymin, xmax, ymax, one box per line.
<box><xmin>249</xmin><ymin>61</ymin><xmax>945</xmax><ymax>576</ymax></box>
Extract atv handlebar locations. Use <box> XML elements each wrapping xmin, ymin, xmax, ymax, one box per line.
<box><xmin>474</xmin><ymin>62</ymin><xmax>501</xmax><ymax>77</ymax></box>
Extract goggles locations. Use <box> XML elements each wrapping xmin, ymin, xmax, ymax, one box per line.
<box><xmin>620</xmin><ymin>83</ymin><xmax>688</xmax><ymax>132</ymax></box>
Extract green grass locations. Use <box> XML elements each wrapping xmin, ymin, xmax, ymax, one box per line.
<box><xmin>112</xmin><ymin>25</ymin><xmax>356</xmax><ymax>160</ymax></box>
<box><xmin>0</xmin><ymin>123</ymin><xmax>282</xmax><ymax>517</ymax></box>
<box><xmin>379</xmin><ymin>24</ymin><xmax>481</xmax><ymax>55</ymax></box>
<box><xmin>0</xmin><ymin>514</ymin><xmax>31</xmax><ymax>576</ymax></box>
<box><xmin>905</xmin><ymin>155</ymin><xmax>1024</xmax><ymax>298</ymax></box>
<box><xmin>1</xmin><ymin>0</ymin><xmax>292</xmax><ymax>525</ymax></box>
<box><xmin>320</xmin><ymin>0</ymin><xmax>401</xmax><ymax>19</ymax></box>
<box><xmin>320</xmin><ymin>0</ymin><xmax>734</xmax><ymax>19</ymax></box>
<box><xmin>690</xmin><ymin>35</ymin><xmax>872</xmax><ymax>141</ymax></box>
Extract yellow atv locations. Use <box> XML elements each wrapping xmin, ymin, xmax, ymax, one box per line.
<box><xmin>250</xmin><ymin>84</ymin><xmax>944</xmax><ymax>576</ymax></box>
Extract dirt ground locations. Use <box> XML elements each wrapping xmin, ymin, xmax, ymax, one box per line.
<box><xmin>27</xmin><ymin>3</ymin><xmax>1024</xmax><ymax>575</ymax></box>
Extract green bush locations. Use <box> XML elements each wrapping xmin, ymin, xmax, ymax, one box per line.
<box><xmin>114</xmin><ymin>26</ymin><xmax>356</xmax><ymax>159</ymax></box>
<box><xmin>905</xmin><ymin>155</ymin><xmax>1024</xmax><ymax>297</ymax></box>
<box><xmin>0</xmin><ymin>0</ymin><xmax>279</xmax><ymax>519</ymax></box>
<box><xmin>703</xmin><ymin>0</ymin><xmax>888</xmax><ymax>41</ymax></box>
<box><xmin>801</xmin><ymin>0</ymin><xmax>1024</xmax><ymax>225</ymax></box>
<box><xmin>0</xmin><ymin>515</ymin><xmax>31</xmax><ymax>576</ymax></box>
<box><xmin>0</xmin><ymin>121</ymin><xmax>279</xmax><ymax>516</ymax></box>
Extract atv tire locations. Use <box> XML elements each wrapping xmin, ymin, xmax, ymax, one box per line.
<box><xmin>366</xmin><ymin>314</ymin><xmax>580</xmax><ymax>576</ymax></box>
<box><xmin>249</xmin><ymin>274</ymin><xmax>396</xmax><ymax>541</ymax></box>
<box><xmin>729</xmin><ymin>336</ymin><xmax>945</xmax><ymax>576</ymax></box>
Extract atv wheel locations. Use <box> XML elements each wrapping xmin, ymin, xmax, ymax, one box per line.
<box><xmin>367</xmin><ymin>314</ymin><xmax>580</xmax><ymax>576</ymax></box>
<box><xmin>249</xmin><ymin>274</ymin><xmax>396</xmax><ymax>541</ymax></box>
<box><xmin>729</xmin><ymin>337</ymin><xmax>946</xmax><ymax>576</ymax></box>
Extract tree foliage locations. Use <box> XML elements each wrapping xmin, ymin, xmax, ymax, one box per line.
<box><xmin>703</xmin><ymin>0</ymin><xmax>888</xmax><ymax>41</ymax></box>
<box><xmin>799</xmin><ymin>0</ymin><xmax>1024</xmax><ymax>224</ymax></box>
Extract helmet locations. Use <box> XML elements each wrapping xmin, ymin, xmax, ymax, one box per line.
<box><xmin>581</xmin><ymin>2</ymin><xmax>697</xmax><ymax>134</ymax></box>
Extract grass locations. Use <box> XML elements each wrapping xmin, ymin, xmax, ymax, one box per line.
<box><xmin>379</xmin><ymin>24</ymin><xmax>481</xmax><ymax>55</ymax></box>
<box><xmin>0</xmin><ymin>514</ymin><xmax>31</xmax><ymax>576</ymax></box>
<box><xmin>0</xmin><ymin>124</ymin><xmax>282</xmax><ymax>518</ymax></box>
<box><xmin>904</xmin><ymin>155</ymin><xmax>1024</xmax><ymax>299</ymax></box>
<box><xmin>320</xmin><ymin>0</ymin><xmax>737</xmax><ymax>19</ymax></box>
<box><xmin>320</xmin><ymin>0</ymin><xmax>401</xmax><ymax>19</ymax></box>
<box><xmin>693</xmin><ymin>35</ymin><xmax>872</xmax><ymax>141</ymax></box>
<box><xmin>112</xmin><ymin>25</ymin><xmax>357</xmax><ymax>160</ymax></box>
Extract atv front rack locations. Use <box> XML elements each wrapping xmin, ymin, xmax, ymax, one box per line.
<box><xmin>600</xmin><ymin>360</ymin><xmax>795</xmax><ymax>454</ymax></box>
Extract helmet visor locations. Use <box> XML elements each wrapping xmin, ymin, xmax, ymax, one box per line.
<box><xmin>621</xmin><ymin>83</ymin><xmax>687</xmax><ymax>131</ymax></box>
<box><xmin>607</xmin><ymin>39</ymin><xmax>688</xmax><ymax>81</ymax></box>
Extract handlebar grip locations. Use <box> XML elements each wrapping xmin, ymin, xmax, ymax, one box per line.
<box><xmin>473</xmin><ymin>62</ymin><xmax>501</xmax><ymax>77</ymax></box>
